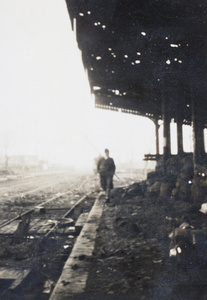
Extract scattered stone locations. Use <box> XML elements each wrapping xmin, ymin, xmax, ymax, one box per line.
<box><xmin>61</xmin><ymin>280</ymin><xmax>70</xmax><ymax>286</ymax></box>
<box><xmin>71</xmin><ymin>264</ymin><xmax>78</xmax><ymax>270</ymax></box>
<box><xmin>200</xmin><ymin>203</ymin><xmax>207</xmax><ymax>214</ymax></box>
<box><xmin>79</xmin><ymin>254</ymin><xmax>86</xmax><ymax>260</ymax></box>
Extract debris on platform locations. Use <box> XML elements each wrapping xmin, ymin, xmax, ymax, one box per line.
<box><xmin>200</xmin><ymin>203</ymin><xmax>207</xmax><ymax>214</ymax></box>
<box><xmin>126</xmin><ymin>182</ymin><xmax>146</xmax><ymax>196</ymax></box>
<box><xmin>145</xmin><ymin>156</ymin><xmax>207</xmax><ymax>204</ymax></box>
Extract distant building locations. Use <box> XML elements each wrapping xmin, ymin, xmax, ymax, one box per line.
<box><xmin>0</xmin><ymin>155</ymin><xmax>48</xmax><ymax>172</ymax></box>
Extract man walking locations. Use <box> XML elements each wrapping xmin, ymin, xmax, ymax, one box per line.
<box><xmin>97</xmin><ymin>149</ymin><xmax>116</xmax><ymax>202</ymax></box>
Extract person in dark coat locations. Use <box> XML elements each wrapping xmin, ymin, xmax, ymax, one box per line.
<box><xmin>97</xmin><ymin>149</ymin><xmax>116</xmax><ymax>201</ymax></box>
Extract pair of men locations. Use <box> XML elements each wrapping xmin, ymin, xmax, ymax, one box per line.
<box><xmin>97</xmin><ymin>149</ymin><xmax>116</xmax><ymax>202</ymax></box>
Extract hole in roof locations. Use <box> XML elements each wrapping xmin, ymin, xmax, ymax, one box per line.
<box><xmin>170</xmin><ymin>44</ymin><xmax>178</xmax><ymax>48</ymax></box>
<box><xmin>137</xmin><ymin>52</ymin><xmax>141</xmax><ymax>55</ymax></box>
<box><xmin>87</xmin><ymin>11</ymin><xmax>91</xmax><ymax>15</ymax></box>
<box><xmin>96</xmin><ymin>56</ymin><xmax>102</xmax><ymax>60</ymax></box>
<box><xmin>79</xmin><ymin>13</ymin><xmax>84</xmax><ymax>16</ymax></box>
<box><xmin>166</xmin><ymin>59</ymin><xmax>171</xmax><ymax>64</ymax></box>
<box><xmin>124</xmin><ymin>55</ymin><xmax>128</xmax><ymax>58</ymax></box>
<box><xmin>93</xmin><ymin>86</ymin><xmax>101</xmax><ymax>91</ymax></box>
<box><xmin>135</xmin><ymin>60</ymin><xmax>140</xmax><ymax>64</ymax></box>
<box><xmin>141</xmin><ymin>32</ymin><xmax>146</xmax><ymax>36</ymax></box>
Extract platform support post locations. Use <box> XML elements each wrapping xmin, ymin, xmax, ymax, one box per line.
<box><xmin>192</xmin><ymin>94</ymin><xmax>205</xmax><ymax>170</ymax></box>
<box><xmin>155</xmin><ymin>118</ymin><xmax>160</xmax><ymax>157</ymax></box>
<box><xmin>162</xmin><ymin>93</ymin><xmax>171</xmax><ymax>172</ymax></box>
<box><xmin>176</xmin><ymin>103</ymin><xmax>184</xmax><ymax>155</ymax></box>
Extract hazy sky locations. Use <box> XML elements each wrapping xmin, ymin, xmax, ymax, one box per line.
<box><xmin>0</xmin><ymin>1</ymin><xmax>175</xmax><ymax>170</ymax></box>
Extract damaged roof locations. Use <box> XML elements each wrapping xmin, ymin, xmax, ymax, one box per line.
<box><xmin>65</xmin><ymin>0</ymin><xmax>207</xmax><ymax>125</ymax></box>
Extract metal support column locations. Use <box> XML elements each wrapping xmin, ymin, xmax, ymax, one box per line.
<box><xmin>192</xmin><ymin>91</ymin><xmax>205</xmax><ymax>169</ymax></box>
<box><xmin>162</xmin><ymin>94</ymin><xmax>171</xmax><ymax>164</ymax></box>
<box><xmin>155</xmin><ymin>118</ymin><xmax>160</xmax><ymax>157</ymax></box>
<box><xmin>176</xmin><ymin>103</ymin><xmax>184</xmax><ymax>155</ymax></box>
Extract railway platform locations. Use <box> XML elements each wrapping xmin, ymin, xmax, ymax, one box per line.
<box><xmin>49</xmin><ymin>180</ymin><xmax>207</xmax><ymax>300</ymax></box>
<box><xmin>49</xmin><ymin>185</ymin><xmax>164</xmax><ymax>300</ymax></box>
<box><xmin>46</xmin><ymin>185</ymin><xmax>160</xmax><ymax>300</ymax></box>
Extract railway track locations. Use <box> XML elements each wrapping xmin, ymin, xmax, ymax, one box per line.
<box><xmin>0</xmin><ymin>172</ymin><xmax>100</xmax><ymax>299</ymax></box>
<box><xmin>0</xmin><ymin>171</ymin><xmax>76</xmax><ymax>196</ymax></box>
<box><xmin>0</xmin><ymin>172</ymin><xmax>94</xmax><ymax>220</ymax></box>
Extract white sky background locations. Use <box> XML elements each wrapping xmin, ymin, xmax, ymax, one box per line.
<box><xmin>0</xmin><ymin>0</ymin><xmax>161</xmax><ymax>171</ymax></box>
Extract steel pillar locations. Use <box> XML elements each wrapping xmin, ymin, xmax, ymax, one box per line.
<box><xmin>176</xmin><ymin>104</ymin><xmax>184</xmax><ymax>155</ymax></box>
<box><xmin>155</xmin><ymin>119</ymin><xmax>160</xmax><ymax>156</ymax></box>
<box><xmin>162</xmin><ymin>94</ymin><xmax>171</xmax><ymax>163</ymax></box>
<box><xmin>191</xmin><ymin>92</ymin><xmax>205</xmax><ymax>168</ymax></box>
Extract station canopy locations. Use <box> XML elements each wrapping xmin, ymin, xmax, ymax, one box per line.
<box><xmin>65</xmin><ymin>0</ymin><xmax>207</xmax><ymax>126</ymax></box>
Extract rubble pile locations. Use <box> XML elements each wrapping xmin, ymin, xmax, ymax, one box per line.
<box><xmin>86</xmin><ymin>164</ymin><xmax>207</xmax><ymax>299</ymax></box>
<box><xmin>86</xmin><ymin>184</ymin><xmax>169</xmax><ymax>298</ymax></box>
<box><xmin>146</xmin><ymin>156</ymin><xmax>207</xmax><ymax>205</ymax></box>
